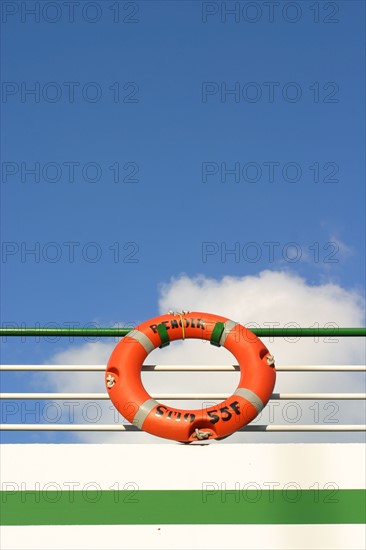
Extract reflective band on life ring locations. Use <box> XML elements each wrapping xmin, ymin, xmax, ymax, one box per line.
<box><xmin>106</xmin><ymin>311</ymin><xmax>276</xmax><ymax>442</ymax></box>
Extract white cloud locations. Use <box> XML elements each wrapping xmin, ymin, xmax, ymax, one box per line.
<box><xmin>329</xmin><ymin>236</ymin><xmax>354</xmax><ymax>257</ymax></box>
<box><xmin>45</xmin><ymin>270</ymin><xmax>365</xmax><ymax>443</ymax></box>
<box><xmin>157</xmin><ymin>270</ymin><xmax>365</xmax><ymax>365</ymax></box>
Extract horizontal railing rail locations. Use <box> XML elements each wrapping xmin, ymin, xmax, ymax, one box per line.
<box><xmin>1</xmin><ymin>364</ymin><xmax>365</xmax><ymax>372</ymax></box>
<box><xmin>1</xmin><ymin>392</ymin><xmax>365</xmax><ymax>400</ymax></box>
<box><xmin>1</xmin><ymin>424</ymin><xmax>365</xmax><ymax>432</ymax></box>
<box><xmin>1</xmin><ymin>327</ymin><xmax>366</xmax><ymax>337</ymax></box>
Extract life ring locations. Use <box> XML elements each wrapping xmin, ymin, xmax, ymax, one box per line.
<box><xmin>106</xmin><ymin>311</ymin><xmax>276</xmax><ymax>442</ymax></box>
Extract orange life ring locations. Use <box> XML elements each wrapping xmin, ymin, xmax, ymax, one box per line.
<box><xmin>106</xmin><ymin>311</ymin><xmax>276</xmax><ymax>442</ymax></box>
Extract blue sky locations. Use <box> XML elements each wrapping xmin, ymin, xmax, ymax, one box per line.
<box><xmin>1</xmin><ymin>1</ymin><xmax>365</xmax><ymax>443</ymax></box>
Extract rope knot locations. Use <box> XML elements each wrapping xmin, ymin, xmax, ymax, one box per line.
<box><xmin>194</xmin><ymin>428</ymin><xmax>210</xmax><ymax>440</ymax></box>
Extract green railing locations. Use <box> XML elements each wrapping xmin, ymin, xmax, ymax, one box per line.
<box><xmin>0</xmin><ymin>327</ymin><xmax>365</xmax><ymax>337</ymax></box>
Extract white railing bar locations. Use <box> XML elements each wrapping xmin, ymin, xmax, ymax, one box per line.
<box><xmin>242</xmin><ymin>425</ymin><xmax>366</xmax><ymax>432</ymax></box>
<box><xmin>272</xmin><ymin>393</ymin><xmax>366</xmax><ymax>400</ymax></box>
<box><xmin>1</xmin><ymin>393</ymin><xmax>365</xmax><ymax>400</ymax></box>
<box><xmin>1</xmin><ymin>424</ymin><xmax>365</xmax><ymax>432</ymax></box>
<box><xmin>1</xmin><ymin>364</ymin><xmax>365</xmax><ymax>372</ymax></box>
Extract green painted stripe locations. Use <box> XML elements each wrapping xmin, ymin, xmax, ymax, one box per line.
<box><xmin>1</xmin><ymin>490</ymin><xmax>365</xmax><ymax>526</ymax></box>
<box><xmin>210</xmin><ymin>322</ymin><xmax>225</xmax><ymax>347</ymax></box>
<box><xmin>157</xmin><ymin>323</ymin><xmax>170</xmax><ymax>348</ymax></box>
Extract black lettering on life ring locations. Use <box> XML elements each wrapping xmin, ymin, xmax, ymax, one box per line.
<box><xmin>207</xmin><ymin>401</ymin><xmax>241</xmax><ymax>424</ymax></box>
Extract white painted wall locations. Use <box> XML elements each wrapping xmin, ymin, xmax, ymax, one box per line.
<box><xmin>1</xmin><ymin>443</ymin><xmax>365</xmax><ymax>550</ymax></box>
